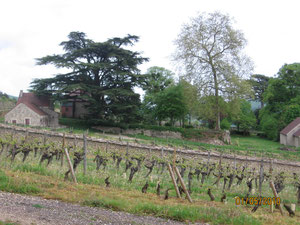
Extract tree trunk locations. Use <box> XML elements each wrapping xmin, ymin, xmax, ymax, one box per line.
<box><xmin>212</xmin><ymin>65</ymin><xmax>220</xmax><ymax>130</ymax></box>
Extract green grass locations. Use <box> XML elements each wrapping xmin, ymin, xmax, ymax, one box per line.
<box><xmin>13</xmin><ymin>164</ymin><xmax>52</xmax><ymax>176</ymax></box>
<box><xmin>32</xmin><ymin>203</ymin><xmax>44</xmax><ymax>208</ymax></box>
<box><xmin>127</xmin><ymin>133</ymin><xmax>300</xmax><ymax>161</ymax></box>
<box><xmin>0</xmin><ymin>221</ymin><xmax>20</xmax><ymax>225</ymax></box>
<box><xmin>0</xmin><ymin>170</ymin><xmax>40</xmax><ymax>194</ymax></box>
<box><xmin>84</xmin><ymin>198</ymin><xmax>261</xmax><ymax>225</ymax></box>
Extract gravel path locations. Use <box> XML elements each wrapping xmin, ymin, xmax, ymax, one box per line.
<box><xmin>0</xmin><ymin>191</ymin><xmax>200</xmax><ymax>225</ymax></box>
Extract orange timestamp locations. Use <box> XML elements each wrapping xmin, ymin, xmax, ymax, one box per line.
<box><xmin>235</xmin><ymin>197</ymin><xmax>281</xmax><ymax>206</ymax></box>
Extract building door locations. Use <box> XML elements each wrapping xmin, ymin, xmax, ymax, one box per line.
<box><xmin>12</xmin><ymin>120</ymin><xmax>16</xmax><ymax>124</ymax></box>
<box><xmin>25</xmin><ymin>119</ymin><xmax>30</xmax><ymax>126</ymax></box>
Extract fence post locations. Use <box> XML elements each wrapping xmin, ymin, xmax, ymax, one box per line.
<box><xmin>43</xmin><ymin>132</ymin><xmax>47</xmax><ymax>145</ymax></box>
<box><xmin>259</xmin><ymin>158</ymin><xmax>264</xmax><ymax>196</ymax></box>
<box><xmin>83</xmin><ymin>131</ymin><xmax>87</xmax><ymax>175</ymax></box>
<box><xmin>61</xmin><ymin>133</ymin><xmax>65</xmax><ymax>167</ymax></box>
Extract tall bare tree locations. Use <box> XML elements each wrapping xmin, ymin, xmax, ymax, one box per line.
<box><xmin>174</xmin><ymin>11</ymin><xmax>253</xmax><ymax>130</ymax></box>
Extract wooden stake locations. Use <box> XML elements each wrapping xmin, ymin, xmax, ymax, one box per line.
<box><xmin>174</xmin><ymin>166</ymin><xmax>193</xmax><ymax>203</ymax></box>
<box><xmin>61</xmin><ymin>133</ymin><xmax>65</xmax><ymax>167</ymax></box>
<box><xmin>167</xmin><ymin>163</ymin><xmax>181</xmax><ymax>198</ymax></box>
<box><xmin>83</xmin><ymin>132</ymin><xmax>87</xmax><ymax>175</ymax></box>
<box><xmin>270</xmin><ymin>202</ymin><xmax>274</xmax><ymax>213</ymax></box>
<box><xmin>269</xmin><ymin>181</ymin><xmax>283</xmax><ymax>216</ymax></box>
<box><xmin>291</xmin><ymin>204</ymin><xmax>296</xmax><ymax>213</ymax></box>
<box><xmin>173</xmin><ymin>148</ymin><xmax>176</xmax><ymax>168</ymax></box>
<box><xmin>259</xmin><ymin>159</ymin><xmax>264</xmax><ymax>196</ymax></box>
<box><xmin>64</xmin><ymin>148</ymin><xmax>77</xmax><ymax>184</ymax></box>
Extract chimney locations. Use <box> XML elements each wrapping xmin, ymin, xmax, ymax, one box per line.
<box><xmin>19</xmin><ymin>90</ymin><xmax>23</xmax><ymax>98</ymax></box>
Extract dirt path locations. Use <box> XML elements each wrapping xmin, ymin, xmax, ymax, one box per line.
<box><xmin>0</xmin><ymin>191</ymin><xmax>202</xmax><ymax>225</ymax></box>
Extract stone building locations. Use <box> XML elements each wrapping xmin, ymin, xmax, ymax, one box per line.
<box><xmin>4</xmin><ymin>91</ymin><xmax>59</xmax><ymax>127</ymax></box>
<box><xmin>280</xmin><ymin>117</ymin><xmax>300</xmax><ymax>147</ymax></box>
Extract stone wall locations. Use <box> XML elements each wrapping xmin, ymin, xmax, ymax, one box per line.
<box><xmin>93</xmin><ymin>126</ymin><xmax>230</xmax><ymax>144</ymax></box>
<box><xmin>122</xmin><ymin>129</ymin><xmax>182</xmax><ymax>139</ymax></box>
<box><xmin>4</xmin><ymin>103</ymin><xmax>47</xmax><ymax>126</ymax></box>
<box><xmin>40</xmin><ymin>107</ymin><xmax>59</xmax><ymax>127</ymax></box>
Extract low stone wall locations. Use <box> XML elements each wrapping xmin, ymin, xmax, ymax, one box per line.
<box><xmin>122</xmin><ymin>129</ymin><xmax>182</xmax><ymax>139</ymax></box>
<box><xmin>93</xmin><ymin>126</ymin><xmax>230</xmax><ymax>145</ymax></box>
<box><xmin>93</xmin><ymin>126</ymin><xmax>182</xmax><ymax>139</ymax></box>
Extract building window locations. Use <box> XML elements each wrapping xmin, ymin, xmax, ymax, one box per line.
<box><xmin>25</xmin><ymin>119</ymin><xmax>30</xmax><ymax>126</ymax></box>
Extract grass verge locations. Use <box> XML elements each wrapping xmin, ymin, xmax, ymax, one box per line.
<box><xmin>0</xmin><ymin>169</ymin><xmax>298</xmax><ymax>225</ymax></box>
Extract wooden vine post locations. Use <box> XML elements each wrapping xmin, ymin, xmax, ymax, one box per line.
<box><xmin>61</xmin><ymin>133</ymin><xmax>65</xmax><ymax>167</ymax></box>
<box><xmin>174</xmin><ymin>166</ymin><xmax>193</xmax><ymax>203</ymax></box>
<box><xmin>64</xmin><ymin>147</ymin><xmax>77</xmax><ymax>184</ymax></box>
<box><xmin>259</xmin><ymin>158</ymin><xmax>264</xmax><ymax>196</ymax></box>
<box><xmin>83</xmin><ymin>131</ymin><xmax>87</xmax><ymax>175</ymax></box>
<box><xmin>269</xmin><ymin>158</ymin><xmax>273</xmax><ymax>212</ymax></box>
<box><xmin>167</xmin><ymin>163</ymin><xmax>181</xmax><ymax>198</ymax></box>
<box><xmin>43</xmin><ymin>132</ymin><xmax>47</xmax><ymax>145</ymax></box>
<box><xmin>269</xmin><ymin>181</ymin><xmax>284</xmax><ymax>216</ymax></box>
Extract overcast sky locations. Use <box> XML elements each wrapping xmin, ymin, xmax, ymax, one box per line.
<box><xmin>1</xmin><ymin>0</ymin><xmax>300</xmax><ymax>96</ymax></box>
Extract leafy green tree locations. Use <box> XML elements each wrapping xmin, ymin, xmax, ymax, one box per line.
<box><xmin>142</xmin><ymin>67</ymin><xmax>174</xmax><ymax>94</ymax></box>
<box><xmin>154</xmin><ymin>84</ymin><xmax>187</xmax><ymax>126</ymax></box>
<box><xmin>249</xmin><ymin>74</ymin><xmax>269</xmax><ymax>108</ymax></box>
<box><xmin>141</xmin><ymin>67</ymin><xmax>174</xmax><ymax>124</ymax></box>
<box><xmin>260</xmin><ymin>63</ymin><xmax>300</xmax><ymax>139</ymax></box>
<box><xmin>197</xmin><ymin>95</ymin><xmax>228</xmax><ymax>128</ymax></box>
<box><xmin>31</xmin><ymin>32</ymin><xmax>148</xmax><ymax>123</ymax></box>
<box><xmin>174</xmin><ymin>11</ymin><xmax>253</xmax><ymax>130</ymax></box>
<box><xmin>260</xmin><ymin>113</ymin><xmax>279</xmax><ymax>140</ymax></box>
<box><xmin>178</xmin><ymin>78</ymin><xmax>199</xmax><ymax>124</ymax></box>
<box><xmin>233</xmin><ymin>100</ymin><xmax>256</xmax><ymax>134</ymax></box>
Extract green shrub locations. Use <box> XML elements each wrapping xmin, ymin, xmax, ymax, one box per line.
<box><xmin>220</xmin><ymin>118</ymin><xmax>231</xmax><ymax>130</ymax></box>
<box><xmin>260</xmin><ymin>116</ymin><xmax>279</xmax><ymax>141</ymax></box>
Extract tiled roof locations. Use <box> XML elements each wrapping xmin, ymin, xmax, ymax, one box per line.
<box><xmin>14</xmin><ymin>91</ymin><xmax>51</xmax><ymax>116</ymax></box>
<box><xmin>293</xmin><ymin>129</ymin><xmax>300</xmax><ymax>137</ymax></box>
<box><xmin>17</xmin><ymin>92</ymin><xmax>50</xmax><ymax>107</ymax></box>
<box><xmin>280</xmin><ymin>117</ymin><xmax>300</xmax><ymax>135</ymax></box>
<box><xmin>20</xmin><ymin>102</ymin><xmax>47</xmax><ymax>116</ymax></box>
